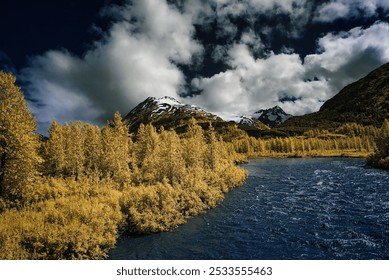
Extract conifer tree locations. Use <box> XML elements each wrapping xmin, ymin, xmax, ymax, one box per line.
<box><xmin>83</xmin><ymin>123</ymin><xmax>103</xmax><ymax>174</ymax></box>
<box><xmin>206</xmin><ymin>123</ymin><xmax>219</xmax><ymax>171</ymax></box>
<box><xmin>43</xmin><ymin>120</ymin><xmax>65</xmax><ymax>176</ymax></box>
<box><xmin>62</xmin><ymin>122</ymin><xmax>85</xmax><ymax>178</ymax></box>
<box><xmin>134</xmin><ymin>123</ymin><xmax>160</xmax><ymax>184</ymax></box>
<box><xmin>368</xmin><ymin>119</ymin><xmax>389</xmax><ymax>169</ymax></box>
<box><xmin>158</xmin><ymin>129</ymin><xmax>185</xmax><ymax>185</ymax></box>
<box><xmin>182</xmin><ymin>118</ymin><xmax>206</xmax><ymax>169</ymax></box>
<box><xmin>101</xmin><ymin>112</ymin><xmax>131</xmax><ymax>186</ymax></box>
<box><xmin>0</xmin><ymin>71</ymin><xmax>41</xmax><ymax>206</ymax></box>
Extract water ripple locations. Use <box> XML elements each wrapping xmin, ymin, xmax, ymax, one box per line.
<box><xmin>109</xmin><ymin>158</ymin><xmax>389</xmax><ymax>260</ymax></box>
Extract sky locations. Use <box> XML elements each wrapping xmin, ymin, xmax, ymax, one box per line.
<box><xmin>1</xmin><ymin>0</ymin><xmax>389</xmax><ymax>133</ymax></box>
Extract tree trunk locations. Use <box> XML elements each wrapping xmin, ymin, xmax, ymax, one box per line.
<box><xmin>0</xmin><ymin>150</ymin><xmax>6</xmax><ymax>197</ymax></box>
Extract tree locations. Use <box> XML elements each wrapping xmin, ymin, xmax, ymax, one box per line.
<box><xmin>83</xmin><ymin>123</ymin><xmax>103</xmax><ymax>175</ymax></box>
<box><xmin>182</xmin><ymin>118</ymin><xmax>206</xmax><ymax>169</ymax></box>
<box><xmin>206</xmin><ymin>123</ymin><xmax>220</xmax><ymax>171</ymax></box>
<box><xmin>101</xmin><ymin>112</ymin><xmax>131</xmax><ymax>186</ymax></box>
<box><xmin>368</xmin><ymin>119</ymin><xmax>389</xmax><ymax>169</ymax></box>
<box><xmin>158</xmin><ymin>129</ymin><xmax>185</xmax><ymax>185</ymax></box>
<box><xmin>134</xmin><ymin>123</ymin><xmax>160</xmax><ymax>184</ymax></box>
<box><xmin>43</xmin><ymin>120</ymin><xmax>65</xmax><ymax>177</ymax></box>
<box><xmin>62</xmin><ymin>122</ymin><xmax>85</xmax><ymax>178</ymax></box>
<box><xmin>0</xmin><ymin>71</ymin><xmax>41</xmax><ymax>206</ymax></box>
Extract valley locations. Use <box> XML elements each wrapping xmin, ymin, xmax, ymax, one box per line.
<box><xmin>0</xmin><ymin>61</ymin><xmax>389</xmax><ymax>260</ymax></box>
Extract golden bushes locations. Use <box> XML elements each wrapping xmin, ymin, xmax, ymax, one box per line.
<box><xmin>368</xmin><ymin>119</ymin><xmax>389</xmax><ymax>170</ymax></box>
<box><xmin>119</xmin><ymin>121</ymin><xmax>248</xmax><ymax>233</ymax></box>
<box><xmin>0</xmin><ymin>71</ymin><xmax>41</xmax><ymax>207</ymax></box>
<box><xmin>121</xmin><ymin>182</ymin><xmax>185</xmax><ymax>233</ymax></box>
<box><xmin>0</xmin><ymin>177</ymin><xmax>124</xmax><ymax>259</ymax></box>
<box><xmin>232</xmin><ymin>124</ymin><xmax>378</xmax><ymax>158</ymax></box>
<box><xmin>1</xmin><ymin>73</ymin><xmax>248</xmax><ymax>260</ymax></box>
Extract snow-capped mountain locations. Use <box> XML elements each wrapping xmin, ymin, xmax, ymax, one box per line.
<box><xmin>222</xmin><ymin>105</ymin><xmax>291</xmax><ymax>129</ymax></box>
<box><xmin>224</xmin><ymin>115</ymin><xmax>270</xmax><ymax>130</ymax></box>
<box><xmin>123</xmin><ymin>96</ymin><xmax>285</xmax><ymax>136</ymax></box>
<box><xmin>252</xmin><ymin>106</ymin><xmax>292</xmax><ymax>127</ymax></box>
<box><xmin>124</xmin><ymin>96</ymin><xmax>222</xmax><ymax>132</ymax></box>
<box><xmin>144</xmin><ymin>96</ymin><xmax>219</xmax><ymax>118</ymax></box>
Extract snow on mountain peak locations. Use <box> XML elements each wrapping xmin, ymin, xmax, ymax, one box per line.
<box><xmin>253</xmin><ymin>106</ymin><xmax>292</xmax><ymax>127</ymax></box>
<box><xmin>155</xmin><ymin>96</ymin><xmax>182</xmax><ymax>106</ymax></box>
<box><xmin>129</xmin><ymin>96</ymin><xmax>221</xmax><ymax>120</ymax></box>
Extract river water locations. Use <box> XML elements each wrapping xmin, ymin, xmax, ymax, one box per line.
<box><xmin>108</xmin><ymin>158</ymin><xmax>389</xmax><ymax>260</ymax></box>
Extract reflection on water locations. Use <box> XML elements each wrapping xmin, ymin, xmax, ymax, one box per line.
<box><xmin>108</xmin><ymin>158</ymin><xmax>389</xmax><ymax>260</ymax></box>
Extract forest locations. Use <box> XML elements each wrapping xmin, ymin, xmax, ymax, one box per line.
<box><xmin>1</xmin><ymin>70</ymin><xmax>388</xmax><ymax>259</ymax></box>
<box><xmin>0</xmin><ymin>71</ymin><xmax>247</xmax><ymax>259</ymax></box>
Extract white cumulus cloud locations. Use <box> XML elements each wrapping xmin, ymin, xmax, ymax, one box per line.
<box><xmin>314</xmin><ymin>0</ymin><xmax>389</xmax><ymax>22</ymax></box>
<box><xmin>189</xmin><ymin>22</ymin><xmax>389</xmax><ymax>118</ymax></box>
<box><xmin>22</xmin><ymin>0</ymin><xmax>202</xmax><ymax>133</ymax></box>
<box><xmin>20</xmin><ymin>0</ymin><xmax>389</xmax><ymax>132</ymax></box>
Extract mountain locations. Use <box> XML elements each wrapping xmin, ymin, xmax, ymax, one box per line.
<box><xmin>123</xmin><ymin>96</ymin><xmax>272</xmax><ymax>139</ymax></box>
<box><xmin>252</xmin><ymin>106</ymin><xmax>292</xmax><ymax>127</ymax></box>
<box><xmin>282</xmin><ymin>62</ymin><xmax>389</xmax><ymax>133</ymax></box>
<box><xmin>319</xmin><ymin>62</ymin><xmax>389</xmax><ymax>125</ymax></box>
<box><xmin>123</xmin><ymin>61</ymin><xmax>389</xmax><ymax>138</ymax></box>
<box><xmin>124</xmin><ymin>96</ymin><xmax>222</xmax><ymax>133</ymax></box>
<box><xmin>223</xmin><ymin>105</ymin><xmax>291</xmax><ymax>130</ymax></box>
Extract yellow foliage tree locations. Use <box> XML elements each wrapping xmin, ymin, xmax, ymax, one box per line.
<box><xmin>182</xmin><ymin>118</ymin><xmax>206</xmax><ymax>169</ymax></box>
<box><xmin>158</xmin><ymin>128</ymin><xmax>185</xmax><ymax>185</ymax></box>
<box><xmin>0</xmin><ymin>71</ymin><xmax>41</xmax><ymax>206</ymax></box>
<box><xmin>62</xmin><ymin>122</ymin><xmax>85</xmax><ymax>178</ymax></box>
<box><xmin>101</xmin><ymin>112</ymin><xmax>131</xmax><ymax>187</ymax></box>
<box><xmin>368</xmin><ymin>119</ymin><xmax>389</xmax><ymax>169</ymax></box>
<box><xmin>134</xmin><ymin>123</ymin><xmax>160</xmax><ymax>184</ymax></box>
<box><xmin>83</xmin><ymin>123</ymin><xmax>103</xmax><ymax>174</ymax></box>
<box><xmin>43</xmin><ymin>120</ymin><xmax>65</xmax><ymax>177</ymax></box>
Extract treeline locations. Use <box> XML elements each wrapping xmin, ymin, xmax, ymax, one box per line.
<box><xmin>0</xmin><ymin>71</ymin><xmax>247</xmax><ymax>259</ymax></box>
<box><xmin>368</xmin><ymin>120</ymin><xmax>389</xmax><ymax>170</ymax></box>
<box><xmin>229</xmin><ymin>123</ymin><xmax>379</xmax><ymax>158</ymax></box>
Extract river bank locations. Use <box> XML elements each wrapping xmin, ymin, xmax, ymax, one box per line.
<box><xmin>108</xmin><ymin>157</ymin><xmax>389</xmax><ymax>260</ymax></box>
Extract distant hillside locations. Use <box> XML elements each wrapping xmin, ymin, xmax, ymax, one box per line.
<box><xmin>123</xmin><ymin>96</ymin><xmax>274</xmax><ymax>139</ymax></box>
<box><xmin>282</xmin><ymin>62</ymin><xmax>389</xmax><ymax>133</ymax></box>
<box><xmin>253</xmin><ymin>106</ymin><xmax>292</xmax><ymax>127</ymax></box>
<box><xmin>123</xmin><ymin>96</ymin><xmax>222</xmax><ymax>133</ymax></box>
<box><xmin>124</xmin><ymin>62</ymin><xmax>389</xmax><ymax>138</ymax></box>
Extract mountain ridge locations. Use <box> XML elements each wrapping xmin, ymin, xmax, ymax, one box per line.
<box><xmin>253</xmin><ymin>106</ymin><xmax>292</xmax><ymax>127</ymax></box>
<box><xmin>124</xmin><ymin>96</ymin><xmax>235</xmax><ymax>135</ymax></box>
<box><xmin>281</xmin><ymin>62</ymin><xmax>389</xmax><ymax>133</ymax></box>
<box><xmin>123</xmin><ymin>62</ymin><xmax>389</xmax><ymax>137</ymax></box>
<box><xmin>123</xmin><ymin>96</ymin><xmax>273</xmax><ymax>137</ymax></box>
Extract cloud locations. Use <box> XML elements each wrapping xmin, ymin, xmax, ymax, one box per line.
<box><xmin>21</xmin><ymin>0</ymin><xmax>202</xmax><ymax>133</ymax></box>
<box><xmin>189</xmin><ymin>22</ymin><xmax>389</xmax><ymax>118</ymax></box>
<box><xmin>305</xmin><ymin>22</ymin><xmax>389</xmax><ymax>89</ymax></box>
<box><xmin>19</xmin><ymin>0</ymin><xmax>389</xmax><ymax>133</ymax></box>
<box><xmin>314</xmin><ymin>0</ymin><xmax>389</xmax><ymax>22</ymax></box>
<box><xmin>189</xmin><ymin>43</ymin><xmax>327</xmax><ymax>117</ymax></box>
<box><xmin>182</xmin><ymin>0</ymin><xmax>313</xmax><ymax>40</ymax></box>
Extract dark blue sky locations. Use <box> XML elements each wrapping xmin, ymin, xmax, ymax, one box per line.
<box><xmin>0</xmin><ymin>0</ymin><xmax>125</xmax><ymax>71</ymax></box>
<box><xmin>1</xmin><ymin>0</ymin><xmax>389</xmax><ymax>133</ymax></box>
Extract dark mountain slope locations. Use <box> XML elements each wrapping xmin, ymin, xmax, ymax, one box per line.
<box><xmin>123</xmin><ymin>96</ymin><xmax>222</xmax><ymax>133</ymax></box>
<box><xmin>282</xmin><ymin>62</ymin><xmax>389</xmax><ymax>133</ymax></box>
<box><xmin>253</xmin><ymin>106</ymin><xmax>292</xmax><ymax>127</ymax></box>
<box><xmin>123</xmin><ymin>96</ymin><xmax>274</xmax><ymax>140</ymax></box>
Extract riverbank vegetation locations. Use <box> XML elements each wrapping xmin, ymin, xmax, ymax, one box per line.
<box><xmin>226</xmin><ymin>123</ymin><xmax>378</xmax><ymax>158</ymax></box>
<box><xmin>0</xmin><ymin>71</ymin><xmax>247</xmax><ymax>259</ymax></box>
<box><xmin>367</xmin><ymin>120</ymin><xmax>389</xmax><ymax>170</ymax></box>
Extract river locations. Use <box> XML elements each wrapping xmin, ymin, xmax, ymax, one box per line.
<box><xmin>108</xmin><ymin>157</ymin><xmax>389</xmax><ymax>259</ymax></box>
